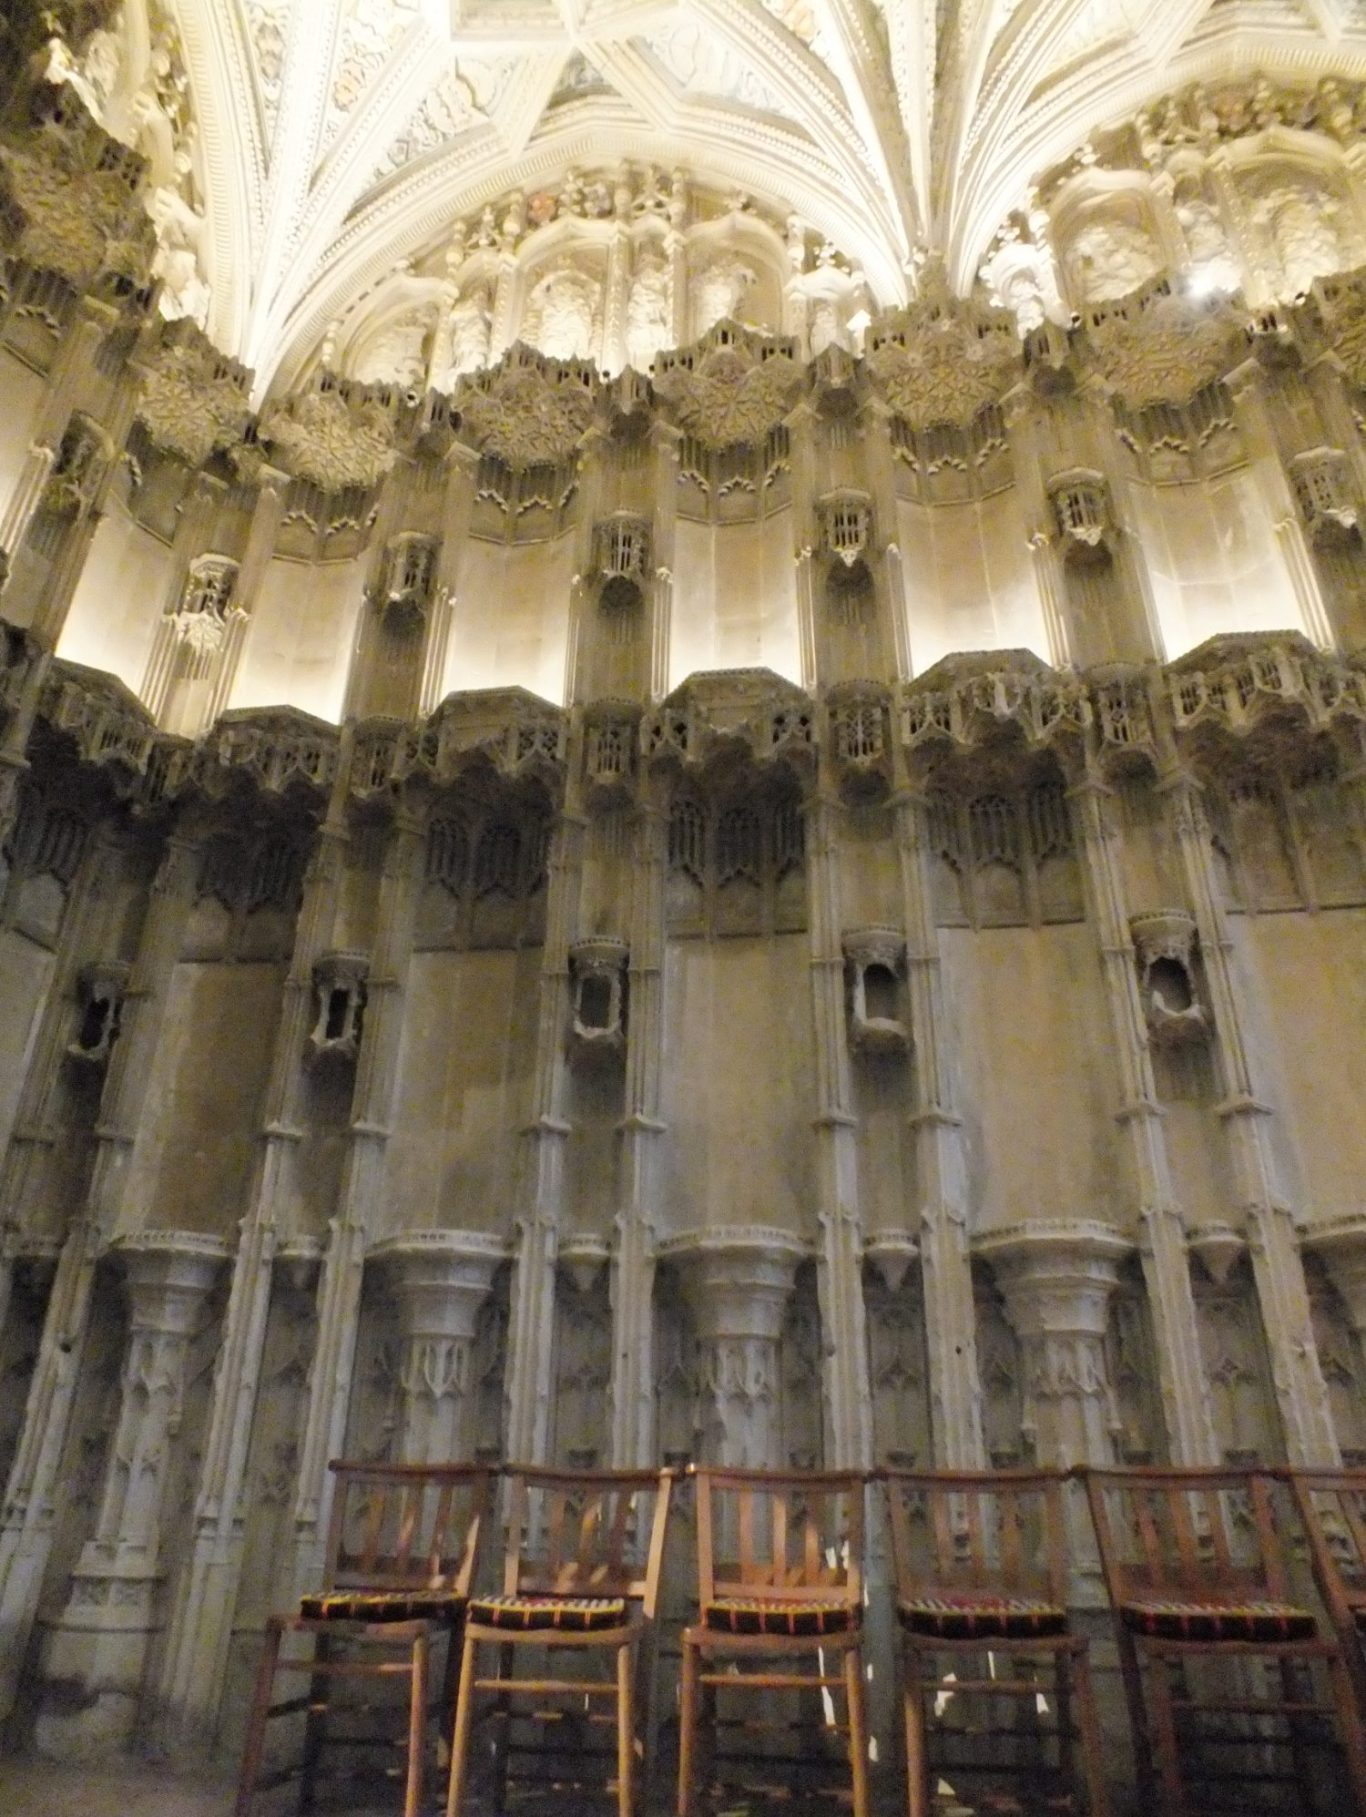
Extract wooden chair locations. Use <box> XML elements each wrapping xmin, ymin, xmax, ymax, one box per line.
<box><xmin>677</xmin><ymin>1466</ymin><xmax>870</xmax><ymax>1817</ymax></box>
<box><xmin>444</xmin><ymin>1464</ymin><xmax>674</xmax><ymax>1817</ymax></box>
<box><xmin>235</xmin><ymin>1459</ymin><xmax>493</xmax><ymax>1817</ymax></box>
<box><xmin>881</xmin><ymin>1468</ymin><xmax>1109</xmax><ymax>1817</ymax></box>
<box><xmin>1287</xmin><ymin>1467</ymin><xmax>1366</xmax><ymax>1707</ymax></box>
<box><xmin>1083</xmin><ymin>1465</ymin><xmax>1366</xmax><ymax>1816</ymax></box>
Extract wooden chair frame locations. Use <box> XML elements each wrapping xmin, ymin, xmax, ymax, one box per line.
<box><xmin>881</xmin><ymin>1468</ymin><xmax>1109</xmax><ymax>1817</ymax></box>
<box><xmin>235</xmin><ymin>1459</ymin><xmax>493</xmax><ymax>1817</ymax></box>
<box><xmin>1083</xmin><ymin>1464</ymin><xmax>1366</xmax><ymax>1817</ymax></box>
<box><xmin>445</xmin><ymin>1464</ymin><xmax>674</xmax><ymax>1817</ymax></box>
<box><xmin>1286</xmin><ymin>1467</ymin><xmax>1366</xmax><ymax>1709</ymax></box>
<box><xmin>677</xmin><ymin>1466</ymin><xmax>870</xmax><ymax>1817</ymax></box>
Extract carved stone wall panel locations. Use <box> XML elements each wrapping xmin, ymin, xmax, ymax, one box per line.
<box><xmin>1191</xmin><ymin>1257</ymin><xmax>1282</xmax><ymax>1466</ymax></box>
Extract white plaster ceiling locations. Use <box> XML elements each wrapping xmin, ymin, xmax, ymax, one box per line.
<box><xmin>164</xmin><ymin>0</ymin><xmax>1366</xmax><ymax>387</ymax></box>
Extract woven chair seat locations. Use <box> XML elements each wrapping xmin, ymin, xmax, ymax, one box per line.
<box><xmin>298</xmin><ymin>1588</ymin><xmax>467</xmax><ymax>1623</ymax></box>
<box><xmin>898</xmin><ymin>1593</ymin><xmax>1069</xmax><ymax>1640</ymax></box>
<box><xmin>468</xmin><ymin>1593</ymin><xmax>628</xmax><ymax>1632</ymax></box>
<box><xmin>702</xmin><ymin>1597</ymin><xmax>859</xmax><ymax>1638</ymax></box>
<box><xmin>1121</xmin><ymin>1597</ymin><xmax>1317</xmax><ymax>1643</ymax></box>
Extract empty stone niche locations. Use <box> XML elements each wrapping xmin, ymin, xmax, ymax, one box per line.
<box><xmin>67</xmin><ymin>959</ymin><xmax>129</xmax><ymax>1065</ymax></box>
<box><xmin>593</xmin><ymin>512</ymin><xmax>650</xmax><ymax>641</ymax></box>
<box><xmin>308</xmin><ymin>950</ymin><xmax>369</xmax><ymax>1061</ymax></box>
<box><xmin>842</xmin><ymin>926</ymin><xmax>910</xmax><ymax>1054</ymax></box>
<box><xmin>1290</xmin><ymin>446</ymin><xmax>1360</xmax><ymax>546</ymax></box>
<box><xmin>1129</xmin><ymin>908</ymin><xmax>1208</xmax><ymax>1045</ymax></box>
<box><xmin>1049</xmin><ymin>467</ymin><xmax>1112</xmax><ymax>564</ymax></box>
<box><xmin>568</xmin><ymin>935</ymin><xmax>628</xmax><ymax>1057</ymax></box>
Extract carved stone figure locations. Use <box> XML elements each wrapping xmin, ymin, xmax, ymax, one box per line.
<box><xmin>1175</xmin><ymin>192</ymin><xmax>1240</xmax><ymax>293</ymax></box>
<box><xmin>445</xmin><ymin>282</ymin><xmax>493</xmax><ymax>380</ymax></box>
<box><xmin>146</xmin><ymin>175</ymin><xmax>210</xmax><ymax>328</ymax></box>
<box><xmin>692</xmin><ymin>252</ymin><xmax>757</xmax><ymax>333</ymax></box>
<box><xmin>1262</xmin><ymin>180</ymin><xmax>1344</xmax><ymax>296</ymax></box>
<box><xmin>523</xmin><ymin>264</ymin><xmax>600</xmax><ymax>361</ymax></box>
<box><xmin>352</xmin><ymin>308</ymin><xmax>430</xmax><ymax>389</ymax></box>
<box><xmin>1064</xmin><ymin>215</ymin><xmax>1163</xmax><ymax>303</ymax></box>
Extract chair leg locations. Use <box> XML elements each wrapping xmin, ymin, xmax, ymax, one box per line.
<box><xmin>1114</xmin><ymin>1626</ymin><xmax>1154</xmax><ymax>1804</ymax></box>
<box><xmin>676</xmin><ymin>1638</ymin><xmax>699</xmax><ymax>1817</ymax></box>
<box><xmin>298</xmin><ymin>1631</ymin><xmax>330</xmax><ymax>1815</ymax></box>
<box><xmin>437</xmin><ymin>1616</ymin><xmax>464</xmax><ymax>1753</ymax></box>
<box><xmin>234</xmin><ymin>1619</ymin><xmax>283</xmax><ymax>1817</ymax></box>
<box><xmin>1055</xmin><ymin>1645</ymin><xmax>1075</xmax><ymax>1795</ymax></box>
<box><xmin>617</xmin><ymin>1641</ymin><xmax>636</xmax><ymax>1817</ymax></box>
<box><xmin>403</xmin><ymin>1629</ymin><xmax>428</xmax><ymax>1817</ymax></box>
<box><xmin>844</xmin><ymin>1643</ymin><xmax>870</xmax><ymax>1817</ymax></box>
<box><xmin>1145</xmin><ymin>1647</ymin><xmax>1189</xmax><ymax>1817</ymax></box>
<box><xmin>1069</xmin><ymin>1645</ymin><xmax>1111</xmax><ymax>1817</ymax></box>
<box><xmin>903</xmin><ymin>1646</ymin><xmax>928</xmax><ymax>1817</ymax></box>
<box><xmin>444</xmin><ymin>1627</ymin><xmax>480</xmax><ymax>1817</ymax></box>
<box><xmin>1326</xmin><ymin>1647</ymin><xmax>1366</xmax><ymax>1814</ymax></box>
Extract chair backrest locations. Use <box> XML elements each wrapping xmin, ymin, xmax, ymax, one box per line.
<box><xmin>881</xmin><ymin>1469</ymin><xmax>1070</xmax><ymax>1608</ymax></box>
<box><xmin>1083</xmin><ymin>1466</ymin><xmax>1288</xmax><ymax>1607</ymax></box>
<box><xmin>692</xmin><ymin>1467</ymin><xmax>865</xmax><ymax>1611</ymax></box>
<box><xmin>1288</xmin><ymin>1468</ymin><xmax>1366</xmax><ymax>1628</ymax></box>
<box><xmin>501</xmin><ymin>1466</ymin><xmax>675</xmax><ymax>1619</ymax></box>
<box><xmin>324</xmin><ymin>1460</ymin><xmax>494</xmax><ymax>1595</ymax></box>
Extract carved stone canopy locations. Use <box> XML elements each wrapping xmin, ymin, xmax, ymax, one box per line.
<box><xmin>259</xmin><ymin>382</ymin><xmax>398</xmax><ymax>491</ymax></box>
<box><xmin>371</xmin><ymin>1231</ymin><xmax>506</xmax><ymax>1343</ymax></box>
<box><xmin>1083</xmin><ymin>282</ymin><xmax>1244</xmax><ymax>409</ymax></box>
<box><xmin>453</xmin><ymin>344</ymin><xmax>597</xmax><ymax>467</ymax></box>
<box><xmin>865</xmin><ymin>294</ymin><xmax>1020</xmax><ymax>431</ymax></box>
<box><xmin>653</xmin><ymin>320</ymin><xmax>802</xmax><ymax>449</ymax></box>
<box><xmin>663</xmin><ymin>1229</ymin><xmax>807</xmax><ymax>1343</ymax></box>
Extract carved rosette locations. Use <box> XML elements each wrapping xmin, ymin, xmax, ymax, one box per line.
<box><xmin>372</xmin><ymin>1232</ymin><xmax>505</xmax><ymax>1463</ymax></box>
<box><xmin>667</xmin><ymin>1229</ymin><xmax>805</xmax><ymax>1468</ymax></box>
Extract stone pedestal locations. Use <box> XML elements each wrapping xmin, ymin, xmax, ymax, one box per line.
<box><xmin>671</xmin><ymin>1230</ymin><xmax>804</xmax><ymax>1469</ymax></box>
<box><xmin>976</xmin><ymin>1223</ymin><xmax>1130</xmax><ymax>1471</ymax></box>
<box><xmin>373</xmin><ymin>1232</ymin><xmax>504</xmax><ymax>1463</ymax></box>
<box><xmin>34</xmin><ymin>1232</ymin><xmax>226</xmax><ymax>1758</ymax></box>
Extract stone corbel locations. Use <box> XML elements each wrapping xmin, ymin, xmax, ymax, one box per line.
<box><xmin>372</xmin><ymin>1231</ymin><xmax>505</xmax><ymax>1464</ymax></box>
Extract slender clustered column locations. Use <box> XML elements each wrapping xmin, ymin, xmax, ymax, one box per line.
<box><xmin>375</xmin><ymin>1232</ymin><xmax>503</xmax><ymax>1463</ymax></box>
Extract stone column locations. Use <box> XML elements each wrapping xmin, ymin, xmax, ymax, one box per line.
<box><xmin>859</xmin><ymin>397</ymin><xmax>913</xmax><ymax>679</ymax></box>
<box><xmin>286</xmin><ymin>809</ymin><xmax>426</xmax><ymax>1596</ymax></box>
<box><xmin>805</xmin><ymin>794</ymin><xmax>872</xmax><ymax>1469</ymax></box>
<box><xmin>1161</xmin><ymin>766</ymin><xmax>1338</xmax><ymax>1464</ymax></box>
<box><xmin>1067</xmin><ymin>763</ymin><xmax>1219</xmax><ymax>1464</ymax></box>
<box><xmin>0</xmin><ymin>822</ymin><xmax>128</xmax><ymax>1336</ymax></box>
<box><xmin>421</xmin><ymin>444</ymin><xmax>477</xmax><ymax>714</ymax></box>
<box><xmin>648</xmin><ymin>421</ymin><xmax>679</xmax><ymax>701</ymax></box>
<box><xmin>374</xmin><ymin>1232</ymin><xmax>504</xmax><ymax>1463</ymax></box>
<box><xmin>890</xmin><ymin>787</ymin><xmax>986</xmax><ymax>1468</ymax></box>
<box><xmin>674</xmin><ymin>1233</ymin><xmax>805</xmax><ymax>1469</ymax></box>
<box><xmin>609</xmin><ymin>793</ymin><xmax>667</xmax><ymax>1467</ymax></box>
<box><xmin>502</xmin><ymin>797</ymin><xmax>584</xmax><ymax>1464</ymax></box>
<box><xmin>786</xmin><ymin>397</ymin><xmax>821</xmax><ymax>690</ymax></box>
<box><xmin>207</xmin><ymin>470</ymin><xmax>287</xmax><ymax>726</ymax></box>
<box><xmin>156</xmin><ymin>788</ymin><xmax>345</xmax><ymax>1747</ymax></box>
<box><xmin>35</xmin><ymin>1232</ymin><xmax>226</xmax><ymax>1756</ymax></box>
<box><xmin>0</xmin><ymin>825</ymin><xmax>205</xmax><ymax>1722</ymax></box>
<box><xmin>0</xmin><ymin>440</ymin><xmax>57</xmax><ymax>568</ymax></box>
<box><xmin>1224</xmin><ymin>363</ymin><xmax>1334</xmax><ymax>650</ymax></box>
<box><xmin>977</xmin><ymin>1223</ymin><xmax>1129</xmax><ymax>1471</ymax></box>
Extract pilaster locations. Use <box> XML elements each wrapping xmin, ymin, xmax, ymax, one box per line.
<box><xmin>35</xmin><ymin>1232</ymin><xmax>226</xmax><ymax>1756</ymax></box>
<box><xmin>1161</xmin><ymin>766</ymin><xmax>1338</xmax><ymax>1463</ymax></box>
<box><xmin>805</xmin><ymin>794</ymin><xmax>872</xmax><ymax>1468</ymax></box>
<box><xmin>890</xmin><ymin>789</ymin><xmax>986</xmax><ymax>1468</ymax></box>
<box><xmin>286</xmin><ymin>809</ymin><xmax>425</xmax><ymax>1595</ymax></box>
<box><xmin>0</xmin><ymin>823</ymin><xmax>205</xmax><ymax>1721</ymax></box>
<box><xmin>1067</xmin><ymin>765</ymin><xmax>1219</xmax><ymax>1463</ymax></box>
